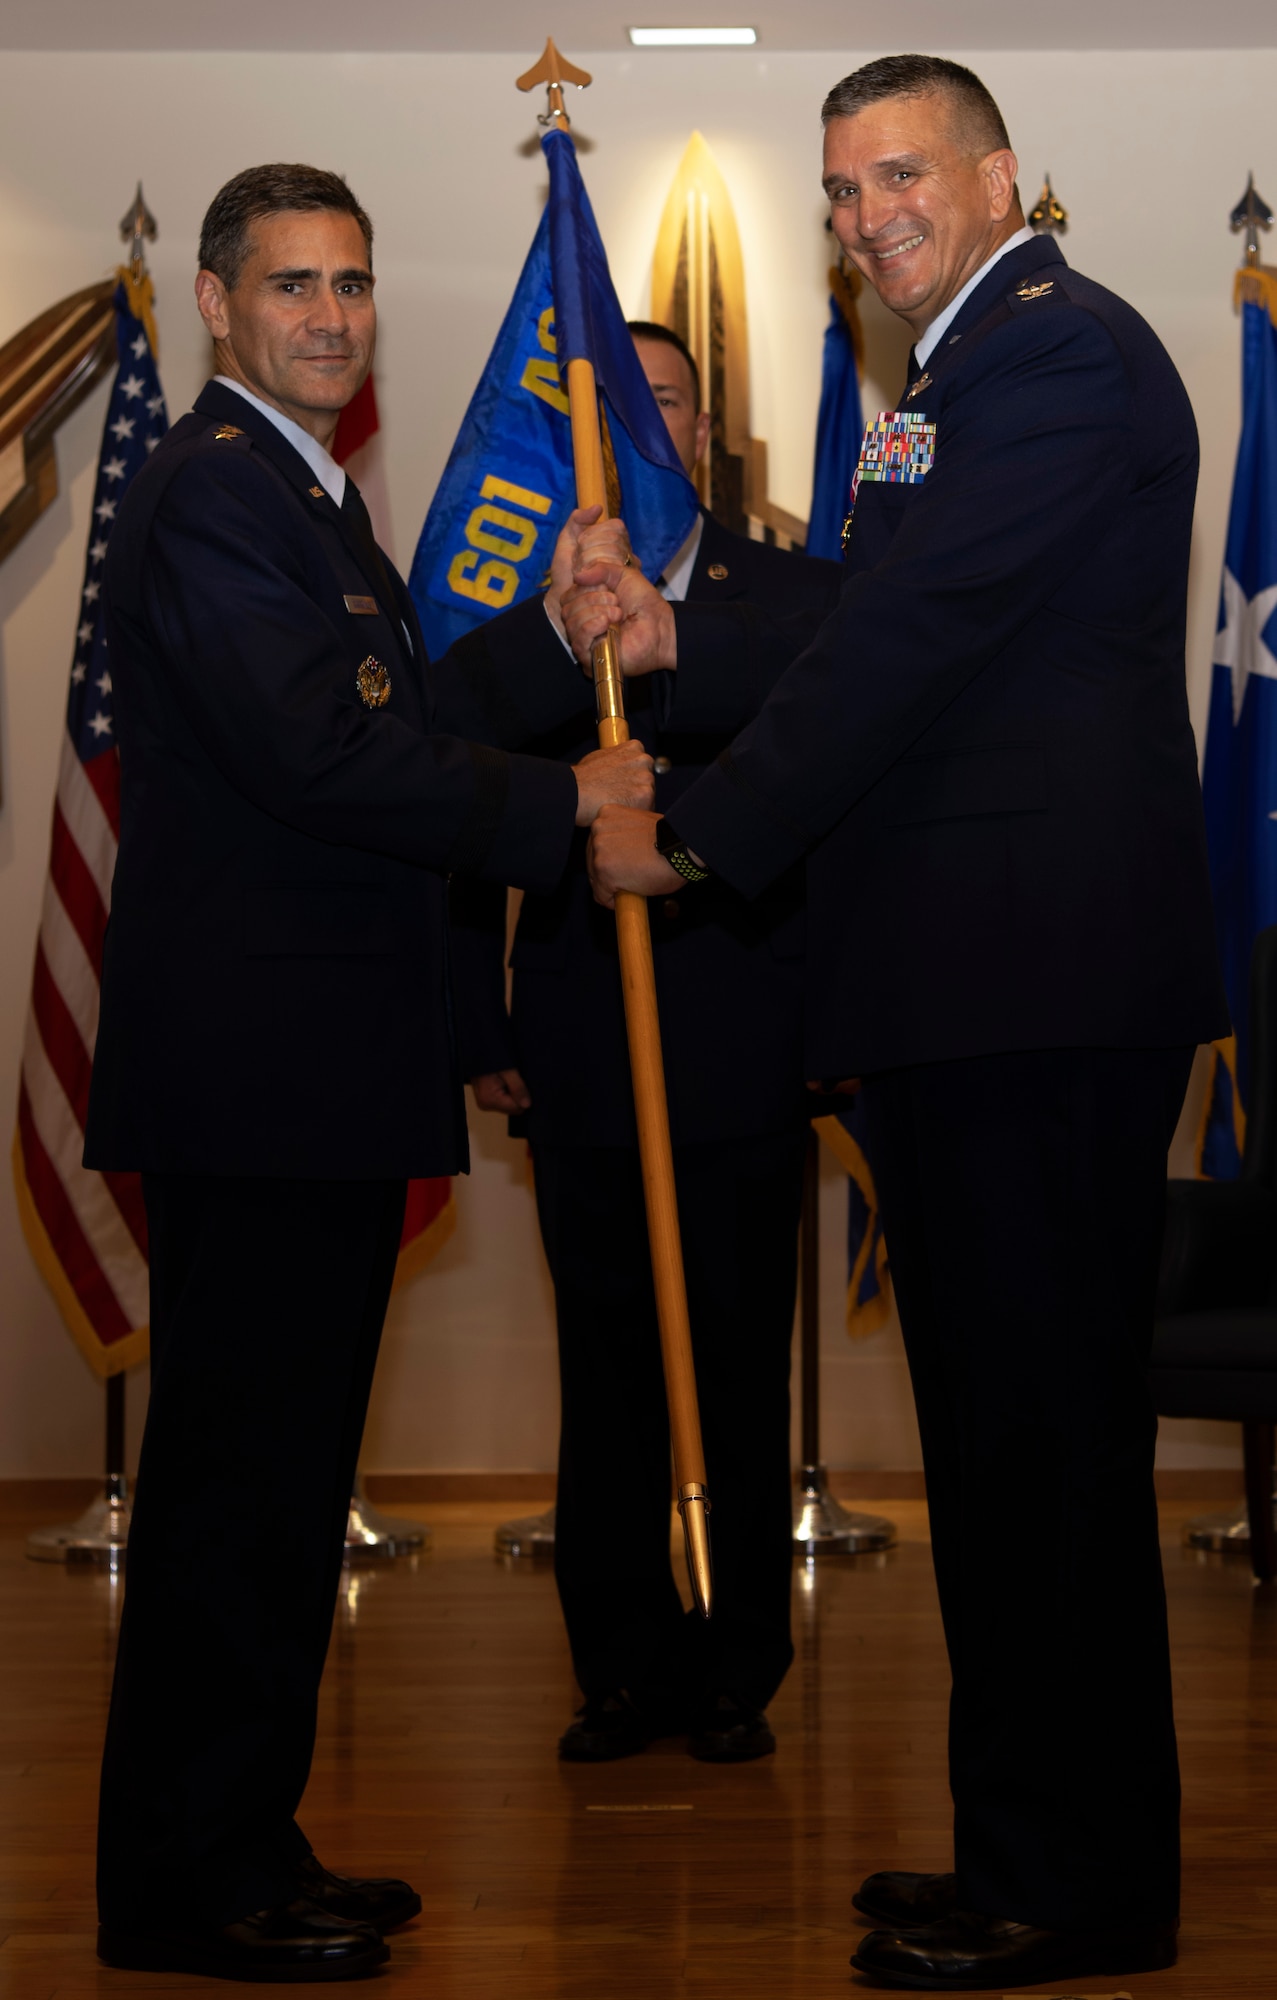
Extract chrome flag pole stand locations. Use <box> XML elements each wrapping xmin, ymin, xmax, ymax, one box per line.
<box><xmin>344</xmin><ymin>1473</ymin><xmax>430</xmax><ymax>1564</ymax></box>
<box><xmin>28</xmin><ymin>1374</ymin><xmax>131</xmax><ymax>1569</ymax></box>
<box><xmin>494</xmin><ymin>1504</ymin><xmax>556</xmax><ymax>1559</ymax></box>
<box><xmin>793</xmin><ymin>1128</ymin><xmax>895</xmax><ymax>1559</ymax></box>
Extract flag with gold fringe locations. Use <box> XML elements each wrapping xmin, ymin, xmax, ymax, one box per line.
<box><xmin>813</xmin><ymin>1102</ymin><xmax>892</xmax><ymax>1339</ymax></box>
<box><xmin>12</xmin><ymin>265</ymin><xmax>167</xmax><ymax>1378</ymax></box>
<box><xmin>1198</xmin><ymin>262</ymin><xmax>1277</xmax><ymax>1177</ymax></box>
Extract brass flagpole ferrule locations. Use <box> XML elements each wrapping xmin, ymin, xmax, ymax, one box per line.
<box><xmin>677</xmin><ymin>1484</ymin><xmax>713</xmax><ymax>1618</ymax></box>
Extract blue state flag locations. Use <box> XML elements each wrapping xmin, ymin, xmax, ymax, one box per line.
<box><xmin>806</xmin><ymin>288</ymin><xmax>863</xmax><ymax>561</ymax></box>
<box><xmin>409</xmin><ymin>129</ymin><xmax>698</xmax><ymax>660</ymax></box>
<box><xmin>1199</xmin><ymin>290</ymin><xmax>1277</xmax><ymax>1177</ymax></box>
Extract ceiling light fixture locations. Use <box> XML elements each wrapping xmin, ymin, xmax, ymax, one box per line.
<box><xmin>628</xmin><ymin>27</ymin><xmax>758</xmax><ymax>47</ymax></box>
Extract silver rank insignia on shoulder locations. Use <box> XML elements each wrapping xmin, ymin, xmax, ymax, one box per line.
<box><xmin>343</xmin><ymin>594</ymin><xmax>378</xmax><ymax>615</ymax></box>
<box><xmin>905</xmin><ymin>371</ymin><xmax>932</xmax><ymax>401</ymax></box>
<box><xmin>1015</xmin><ymin>280</ymin><xmax>1055</xmax><ymax>300</ymax></box>
<box><xmin>356</xmin><ymin>656</ymin><xmax>391</xmax><ymax>709</ymax></box>
<box><xmin>707</xmin><ymin>562</ymin><xmax>729</xmax><ymax>580</ymax></box>
<box><xmin>214</xmin><ymin>424</ymin><xmax>244</xmax><ymax>440</ymax></box>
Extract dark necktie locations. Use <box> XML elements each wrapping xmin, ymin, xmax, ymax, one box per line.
<box><xmin>898</xmin><ymin>344</ymin><xmax>921</xmax><ymax>407</ymax></box>
<box><xmin>340</xmin><ymin>476</ymin><xmax>395</xmax><ymax>605</ymax></box>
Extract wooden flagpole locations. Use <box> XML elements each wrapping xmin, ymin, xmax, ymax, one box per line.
<box><xmin>516</xmin><ymin>40</ymin><xmax>713</xmax><ymax>1616</ymax></box>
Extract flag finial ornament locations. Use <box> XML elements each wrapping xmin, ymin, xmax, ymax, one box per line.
<box><xmin>516</xmin><ymin>37</ymin><xmax>592</xmax><ymax>133</ymax></box>
<box><xmin>118</xmin><ymin>182</ymin><xmax>158</xmax><ymax>272</ymax></box>
<box><xmin>1028</xmin><ymin>174</ymin><xmax>1068</xmax><ymax>236</ymax></box>
<box><xmin>1231</xmin><ymin>173</ymin><xmax>1273</xmax><ymax>265</ymax></box>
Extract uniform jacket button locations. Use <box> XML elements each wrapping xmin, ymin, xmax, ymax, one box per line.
<box><xmin>662</xmin><ymin>899</ymin><xmax>682</xmax><ymax>921</ymax></box>
<box><xmin>653</xmin><ymin>755</ymin><xmax>672</xmax><ymax>774</ymax></box>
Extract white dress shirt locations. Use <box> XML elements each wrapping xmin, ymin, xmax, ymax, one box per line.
<box><xmin>213</xmin><ymin>375</ymin><xmax>347</xmax><ymax>506</ymax></box>
<box><xmin>914</xmin><ymin>224</ymin><xmax>1037</xmax><ymax>369</ymax></box>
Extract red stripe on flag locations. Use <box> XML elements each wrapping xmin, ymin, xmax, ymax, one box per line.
<box><xmin>30</xmin><ymin>943</ymin><xmax>150</xmax><ymax>1258</ymax></box>
<box><xmin>82</xmin><ymin>745</ymin><xmax>122</xmax><ymax>839</ymax></box>
<box><xmin>333</xmin><ymin>375</ymin><xmax>378</xmax><ymax>464</ymax></box>
<box><xmin>17</xmin><ymin>1081</ymin><xmax>133</xmax><ymax>1349</ymax></box>
<box><xmin>31</xmin><ymin>941</ymin><xmax>93</xmax><ymax>1126</ymax></box>
<box><xmin>103</xmin><ymin>1168</ymin><xmax>148</xmax><ymax>1260</ymax></box>
<box><xmin>400</xmin><ymin>1175</ymin><xmax>450</xmax><ymax>1250</ymax></box>
<box><xmin>49</xmin><ymin>802</ymin><xmax>109</xmax><ymax>973</ymax></box>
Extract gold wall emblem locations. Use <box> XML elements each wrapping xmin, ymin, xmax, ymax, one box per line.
<box><xmin>356</xmin><ymin>656</ymin><xmax>391</xmax><ymax>709</ymax></box>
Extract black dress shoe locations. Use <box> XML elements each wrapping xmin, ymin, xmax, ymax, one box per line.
<box><xmin>559</xmin><ymin>1690</ymin><xmax>651</xmax><ymax>1761</ymax></box>
<box><xmin>298</xmin><ymin>1854</ymin><xmax>421</xmax><ymax>1931</ymax></box>
<box><xmin>687</xmin><ymin>1695</ymin><xmax>776</xmax><ymax>1763</ymax></box>
<box><xmin>850</xmin><ymin>1909</ymin><xmax>1177</xmax><ymax>1990</ymax></box>
<box><xmin>97</xmin><ymin>1895</ymin><xmax>389</xmax><ymax>1982</ymax></box>
<box><xmin>853</xmin><ymin>1871</ymin><xmax>957</xmax><ymax>1928</ymax></box>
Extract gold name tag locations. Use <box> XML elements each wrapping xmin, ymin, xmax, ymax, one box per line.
<box><xmin>343</xmin><ymin>594</ymin><xmax>379</xmax><ymax>615</ymax></box>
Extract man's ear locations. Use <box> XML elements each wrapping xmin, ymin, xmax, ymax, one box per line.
<box><xmin>694</xmin><ymin>409</ymin><xmax>711</xmax><ymax>466</ymax></box>
<box><xmin>194</xmin><ymin>268</ymin><xmax>231</xmax><ymax>343</ymax></box>
<box><xmin>984</xmin><ymin>148</ymin><xmax>1019</xmax><ymax>223</ymax></box>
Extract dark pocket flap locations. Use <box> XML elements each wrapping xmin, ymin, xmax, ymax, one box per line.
<box><xmin>243</xmin><ymin>884</ymin><xmax>397</xmax><ymax>958</ymax></box>
<box><xmin>880</xmin><ymin>743</ymin><xmax>1048</xmax><ymax>829</ymax></box>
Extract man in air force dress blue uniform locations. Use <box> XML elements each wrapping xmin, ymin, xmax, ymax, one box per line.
<box><xmin>580</xmin><ymin>56</ymin><xmax>1228</xmax><ymax>1994</ymax></box>
<box><xmin>85</xmin><ymin>164</ymin><xmax>651</xmax><ymax>1985</ymax></box>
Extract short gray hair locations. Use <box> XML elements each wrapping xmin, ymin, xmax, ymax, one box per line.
<box><xmin>198</xmin><ymin>164</ymin><xmax>373</xmax><ymax>290</ymax></box>
<box><xmin>822</xmin><ymin>54</ymin><xmax>1011</xmax><ymax>157</ymax></box>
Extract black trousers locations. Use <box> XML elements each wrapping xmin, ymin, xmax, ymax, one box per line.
<box><xmin>97</xmin><ymin>1173</ymin><xmax>407</xmax><ymax>1929</ymax></box>
<box><xmin>862</xmin><ymin>1047</ymin><xmax>1193</xmax><ymax>1934</ymax></box>
<box><xmin>534</xmin><ymin>1132</ymin><xmax>806</xmax><ymax>1715</ymax></box>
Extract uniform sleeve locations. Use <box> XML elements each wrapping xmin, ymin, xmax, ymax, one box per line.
<box><xmin>140</xmin><ymin>450</ymin><xmax>578</xmax><ymax>894</ymax></box>
<box><xmin>449</xmin><ymin>877</ymin><xmax>518</xmax><ymax>1078</ymax></box>
<box><xmin>652</xmin><ymin>579</ymin><xmax>842</xmax><ymax>737</ymax></box>
<box><xmin>666</xmin><ymin>309</ymin><xmax>1138</xmax><ymax>897</ymax></box>
<box><xmin>430</xmin><ymin>593</ymin><xmax>597</xmax><ymax>749</ymax></box>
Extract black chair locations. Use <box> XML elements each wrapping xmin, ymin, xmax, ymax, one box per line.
<box><xmin>1149</xmin><ymin>925</ymin><xmax>1277</xmax><ymax>1581</ymax></box>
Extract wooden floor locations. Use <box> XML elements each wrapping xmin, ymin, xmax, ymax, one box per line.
<box><xmin>1</xmin><ymin>1491</ymin><xmax>1275</xmax><ymax>1999</ymax></box>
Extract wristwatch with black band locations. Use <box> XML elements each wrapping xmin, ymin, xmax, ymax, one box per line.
<box><xmin>654</xmin><ymin>815</ymin><xmax>710</xmax><ymax>885</ymax></box>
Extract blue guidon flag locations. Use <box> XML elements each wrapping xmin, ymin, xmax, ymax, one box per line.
<box><xmin>1198</xmin><ymin>284</ymin><xmax>1277</xmax><ymax>1177</ymax></box>
<box><xmin>409</xmin><ymin>127</ymin><xmax>698</xmax><ymax>661</ymax></box>
<box><xmin>13</xmin><ymin>269</ymin><xmax>168</xmax><ymax>1378</ymax></box>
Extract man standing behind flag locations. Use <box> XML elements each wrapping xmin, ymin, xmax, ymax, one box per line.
<box><xmin>86</xmin><ymin>163</ymin><xmax>651</xmax><ymax>1985</ymax></box>
<box><xmin>451</xmin><ymin>319</ymin><xmax>841</xmax><ymax>1763</ymax></box>
<box><xmin>580</xmin><ymin>55</ymin><xmax>1227</xmax><ymax>1992</ymax></box>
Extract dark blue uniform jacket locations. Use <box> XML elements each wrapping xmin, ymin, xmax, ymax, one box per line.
<box><xmin>85</xmin><ymin>381</ymin><xmax>590</xmax><ymax>1180</ymax></box>
<box><xmin>448</xmin><ymin>512</ymin><xmax>841</xmax><ymax>1148</ymax></box>
<box><xmin>661</xmin><ymin>238</ymin><xmax>1228</xmax><ymax>1076</ymax></box>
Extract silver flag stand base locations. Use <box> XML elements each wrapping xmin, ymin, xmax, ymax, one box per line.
<box><xmin>494</xmin><ymin>1504</ymin><xmax>557</xmax><ymax>1558</ymax></box>
<box><xmin>27</xmin><ymin>1472</ymin><xmax>131</xmax><ymax>1569</ymax></box>
<box><xmin>343</xmin><ymin>1475</ymin><xmax>430</xmax><ymax>1564</ymax></box>
<box><xmin>793</xmin><ymin>1464</ymin><xmax>895</xmax><ymax>1558</ymax></box>
<box><xmin>1184</xmin><ymin>1504</ymin><xmax>1259</xmax><ymax>1554</ymax></box>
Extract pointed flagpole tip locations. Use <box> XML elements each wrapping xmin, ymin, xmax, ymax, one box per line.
<box><xmin>119</xmin><ymin>182</ymin><xmax>158</xmax><ymax>273</ymax></box>
<box><xmin>516</xmin><ymin>36</ymin><xmax>593</xmax><ymax>133</ymax></box>
<box><xmin>1230</xmin><ymin>172</ymin><xmax>1273</xmax><ymax>269</ymax></box>
<box><xmin>1028</xmin><ymin>173</ymin><xmax>1068</xmax><ymax>236</ymax></box>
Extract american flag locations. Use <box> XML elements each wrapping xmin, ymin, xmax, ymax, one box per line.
<box><xmin>12</xmin><ymin>271</ymin><xmax>167</xmax><ymax>1378</ymax></box>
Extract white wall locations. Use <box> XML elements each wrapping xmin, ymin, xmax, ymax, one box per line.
<box><xmin>2</xmin><ymin>47</ymin><xmax>1266</xmax><ymax>1476</ymax></box>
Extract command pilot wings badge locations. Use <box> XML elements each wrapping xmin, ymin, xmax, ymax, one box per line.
<box><xmin>904</xmin><ymin>371</ymin><xmax>932</xmax><ymax>401</ymax></box>
<box><xmin>1015</xmin><ymin>280</ymin><xmax>1055</xmax><ymax>301</ymax></box>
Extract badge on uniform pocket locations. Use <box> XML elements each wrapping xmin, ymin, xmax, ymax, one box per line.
<box><xmin>355</xmin><ymin>656</ymin><xmax>391</xmax><ymax>709</ymax></box>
